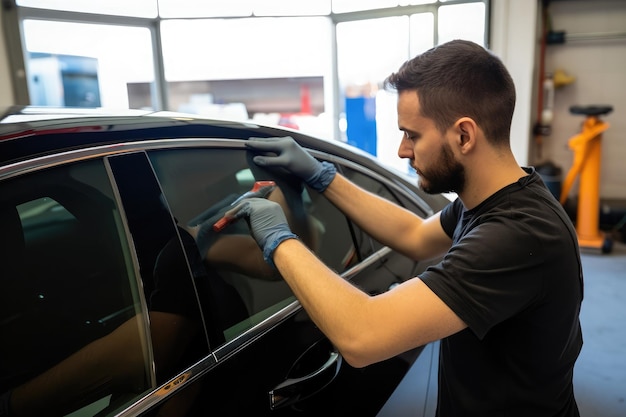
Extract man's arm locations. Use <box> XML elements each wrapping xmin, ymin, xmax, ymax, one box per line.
<box><xmin>245</xmin><ymin>136</ymin><xmax>452</xmax><ymax>261</ymax></box>
<box><xmin>228</xmin><ymin>198</ymin><xmax>466</xmax><ymax>368</ymax></box>
<box><xmin>273</xmin><ymin>238</ymin><xmax>467</xmax><ymax>368</ymax></box>
<box><xmin>322</xmin><ymin>174</ymin><xmax>452</xmax><ymax>261</ymax></box>
<box><xmin>8</xmin><ymin>316</ymin><xmax>149</xmax><ymax>416</ymax></box>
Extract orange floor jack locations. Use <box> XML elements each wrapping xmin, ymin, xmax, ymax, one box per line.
<box><xmin>560</xmin><ymin>105</ymin><xmax>614</xmax><ymax>253</ymax></box>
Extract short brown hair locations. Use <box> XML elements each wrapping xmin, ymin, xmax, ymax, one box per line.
<box><xmin>384</xmin><ymin>40</ymin><xmax>516</xmax><ymax>146</ymax></box>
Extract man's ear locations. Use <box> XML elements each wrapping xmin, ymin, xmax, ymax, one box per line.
<box><xmin>455</xmin><ymin>117</ymin><xmax>477</xmax><ymax>153</ymax></box>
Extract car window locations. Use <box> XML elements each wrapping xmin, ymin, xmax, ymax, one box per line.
<box><xmin>148</xmin><ymin>147</ymin><xmax>357</xmax><ymax>343</ymax></box>
<box><xmin>339</xmin><ymin>164</ymin><xmax>405</xmax><ymax>257</ymax></box>
<box><xmin>0</xmin><ymin>159</ymin><xmax>153</xmax><ymax>416</ymax></box>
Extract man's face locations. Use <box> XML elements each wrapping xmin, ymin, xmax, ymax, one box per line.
<box><xmin>396</xmin><ymin>91</ymin><xmax>465</xmax><ymax>195</ymax></box>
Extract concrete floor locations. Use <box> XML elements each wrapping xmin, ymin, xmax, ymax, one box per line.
<box><xmin>574</xmin><ymin>241</ymin><xmax>626</xmax><ymax>417</ymax></box>
<box><xmin>379</xmin><ymin>241</ymin><xmax>626</xmax><ymax>416</ymax></box>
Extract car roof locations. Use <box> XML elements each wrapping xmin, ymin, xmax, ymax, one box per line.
<box><xmin>0</xmin><ymin>106</ymin><xmax>451</xmax><ymax>215</ymax></box>
<box><xmin>0</xmin><ymin>106</ymin><xmax>372</xmax><ymax>167</ymax></box>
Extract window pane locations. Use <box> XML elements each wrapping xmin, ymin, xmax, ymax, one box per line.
<box><xmin>17</xmin><ymin>0</ymin><xmax>157</xmax><ymax>18</ymax></box>
<box><xmin>22</xmin><ymin>20</ymin><xmax>155</xmax><ymax>109</ymax></box>
<box><xmin>337</xmin><ymin>17</ymin><xmax>409</xmax><ymax>85</ymax></box>
<box><xmin>148</xmin><ymin>147</ymin><xmax>354</xmax><ymax>342</ymax></box>
<box><xmin>159</xmin><ymin>17</ymin><xmax>333</xmax><ymax>138</ymax></box>
<box><xmin>148</xmin><ymin>148</ymin><xmax>298</xmax><ymax>341</ymax></box>
<box><xmin>158</xmin><ymin>0</ymin><xmax>253</xmax><ymax>18</ymax></box>
<box><xmin>161</xmin><ymin>18</ymin><xmax>330</xmax><ymax>83</ymax></box>
<box><xmin>410</xmin><ymin>12</ymin><xmax>435</xmax><ymax>56</ymax></box>
<box><xmin>254</xmin><ymin>0</ymin><xmax>331</xmax><ymax>16</ymax></box>
<box><xmin>402</xmin><ymin>0</ymin><xmax>436</xmax><ymax>4</ymax></box>
<box><xmin>332</xmin><ymin>0</ymin><xmax>398</xmax><ymax>13</ymax></box>
<box><xmin>0</xmin><ymin>159</ymin><xmax>152</xmax><ymax>416</ymax></box>
<box><xmin>341</xmin><ymin>167</ymin><xmax>402</xmax><ymax>255</ymax></box>
<box><xmin>304</xmin><ymin>177</ymin><xmax>359</xmax><ymax>273</ymax></box>
<box><xmin>438</xmin><ymin>2</ymin><xmax>486</xmax><ymax>45</ymax></box>
<box><xmin>336</xmin><ymin>17</ymin><xmax>409</xmax><ymax>168</ymax></box>
<box><xmin>158</xmin><ymin>0</ymin><xmax>330</xmax><ymax>17</ymax></box>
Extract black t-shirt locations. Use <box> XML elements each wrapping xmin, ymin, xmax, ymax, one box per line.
<box><xmin>420</xmin><ymin>168</ymin><xmax>583</xmax><ymax>417</ymax></box>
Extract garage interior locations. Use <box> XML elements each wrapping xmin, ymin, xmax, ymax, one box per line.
<box><xmin>1</xmin><ymin>0</ymin><xmax>625</xmax><ymax>416</ymax></box>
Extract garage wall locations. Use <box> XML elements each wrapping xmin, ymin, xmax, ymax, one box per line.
<box><xmin>541</xmin><ymin>0</ymin><xmax>626</xmax><ymax>201</ymax></box>
<box><xmin>490</xmin><ymin>0</ymin><xmax>538</xmax><ymax>167</ymax></box>
<box><xmin>0</xmin><ymin>7</ymin><xmax>15</xmax><ymax>106</ymax></box>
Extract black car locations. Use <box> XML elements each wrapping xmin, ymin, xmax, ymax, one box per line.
<box><xmin>0</xmin><ymin>107</ymin><xmax>448</xmax><ymax>416</ymax></box>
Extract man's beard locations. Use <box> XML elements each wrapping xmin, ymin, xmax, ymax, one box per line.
<box><xmin>417</xmin><ymin>143</ymin><xmax>465</xmax><ymax>195</ymax></box>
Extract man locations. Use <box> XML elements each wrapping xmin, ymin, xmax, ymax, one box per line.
<box><xmin>234</xmin><ymin>40</ymin><xmax>583</xmax><ymax>416</ymax></box>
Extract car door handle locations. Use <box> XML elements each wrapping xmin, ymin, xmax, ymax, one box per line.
<box><xmin>269</xmin><ymin>339</ymin><xmax>342</xmax><ymax>410</ymax></box>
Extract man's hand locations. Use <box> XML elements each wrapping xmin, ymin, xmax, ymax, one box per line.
<box><xmin>246</xmin><ymin>136</ymin><xmax>337</xmax><ymax>192</ymax></box>
<box><xmin>226</xmin><ymin>198</ymin><xmax>298</xmax><ymax>267</ymax></box>
<box><xmin>188</xmin><ymin>193</ymin><xmax>243</xmax><ymax>258</ymax></box>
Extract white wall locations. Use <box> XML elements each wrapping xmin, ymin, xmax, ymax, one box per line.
<box><xmin>489</xmin><ymin>0</ymin><xmax>539</xmax><ymax>167</ymax></box>
<box><xmin>0</xmin><ymin>7</ymin><xmax>16</xmax><ymax>106</ymax></box>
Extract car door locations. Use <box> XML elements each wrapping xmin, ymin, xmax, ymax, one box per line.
<box><xmin>0</xmin><ymin>155</ymin><xmax>175</xmax><ymax>416</ymax></box>
<box><xmin>134</xmin><ymin>139</ymin><xmax>437</xmax><ymax>416</ymax></box>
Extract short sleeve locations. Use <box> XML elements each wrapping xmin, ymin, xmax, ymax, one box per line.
<box><xmin>421</xmin><ymin>219</ymin><xmax>544</xmax><ymax>339</ymax></box>
<box><xmin>439</xmin><ymin>198</ymin><xmax>461</xmax><ymax>238</ymax></box>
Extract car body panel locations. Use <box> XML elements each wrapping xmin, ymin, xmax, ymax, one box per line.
<box><xmin>0</xmin><ymin>107</ymin><xmax>448</xmax><ymax>416</ymax></box>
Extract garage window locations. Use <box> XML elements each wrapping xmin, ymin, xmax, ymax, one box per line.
<box><xmin>10</xmin><ymin>1</ymin><xmax>489</xmax><ymax>161</ymax></box>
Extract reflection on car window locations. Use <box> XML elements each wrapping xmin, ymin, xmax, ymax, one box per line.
<box><xmin>148</xmin><ymin>147</ymin><xmax>358</xmax><ymax>342</ymax></box>
<box><xmin>0</xmin><ymin>159</ymin><xmax>152</xmax><ymax>416</ymax></box>
<box><xmin>303</xmin><ymin>178</ymin><xmax>359</xmax><ymax>271</ymax></box>
<box><xmin>18</xmin><ymin>197</ymin><xmax>76</xmax><ymax>226</ymax></box>
<box><xmin>341</xmin><ymin>165</ymin><xmax>403</xmax><ymax>257</ymax></box>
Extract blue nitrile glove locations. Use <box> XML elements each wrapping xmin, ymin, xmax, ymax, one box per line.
<box><xmin>246</xmin><ymin>136</ymin><xmax>337</xmax><ymax>193</ymax></box>
<box><xmin>227</xmin><ymin>198</ymin><xmax>298</xmax><ymax>268</ymax></box>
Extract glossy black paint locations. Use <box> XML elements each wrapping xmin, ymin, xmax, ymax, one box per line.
<box><xmin>0</xmin><ymin>107</ymin><xmax>448</xmax><ymax>416</ymax></box>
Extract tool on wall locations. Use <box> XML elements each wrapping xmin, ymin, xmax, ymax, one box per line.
<box><xmin>533</xmin><ymin>0</ymin><xmax>551</xmax><ymax>151</ymax></box>
<box><xmin>534</xmin><ymin>1</ymin><xmax>577</xmax><ymax>160</ymax></box>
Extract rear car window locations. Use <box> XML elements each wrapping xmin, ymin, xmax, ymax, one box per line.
<box><xmin>0</xmin><ymin>159</ymin><xmax>153</xmax><ymax>416</ymax></box>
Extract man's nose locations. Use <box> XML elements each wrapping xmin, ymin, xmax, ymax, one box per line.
<box><xmin>397</xmin><ymin>136</ymin><xmax>413</xmax><ymax>159</ymax></box>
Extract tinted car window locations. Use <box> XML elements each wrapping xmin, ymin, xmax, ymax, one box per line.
<box><xmin>340</xmin><ymin>165</ymin><xmax>402</xmax><ymax>257</ymax></box>
<box><xmin>333</xmin><ymin>163</ymin><xmax>430</xmax><ymax>296</ymax></box>
<box><xmin>148</xmin><ymin>147</ymin><xmax>357</xmax><ymax>342</ymax></box>
<box><xmin>0</xmin><ymin>159</ymin><xmax>153</xmax><ymax>416</ymax></box>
